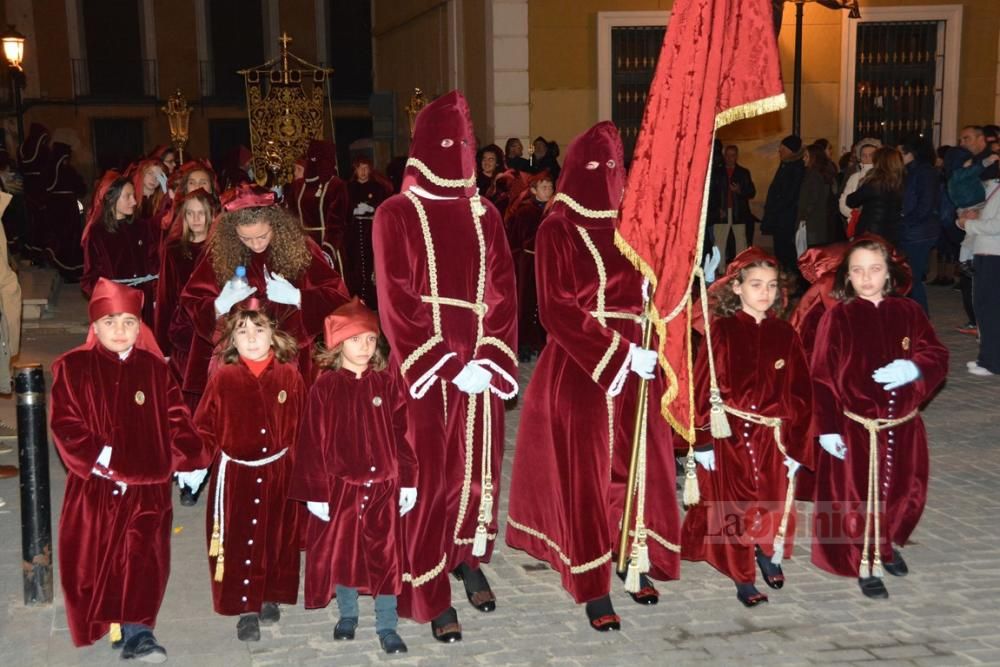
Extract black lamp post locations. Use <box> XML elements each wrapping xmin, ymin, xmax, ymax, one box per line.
<box><xmin>1</xmin><ymin>25</ymin><xmax>26</xmax><ymax>159</ymax></box>
<box><xmin>774</xmin><ymin>1</ymin><xmax>861</xmax><ymax>136</ymax></box>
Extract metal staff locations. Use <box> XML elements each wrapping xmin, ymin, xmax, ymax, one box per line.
<box><xmin>617</xmin><ymin>312</ymin><xmax>654</xmax><ymax>574</ymax></box>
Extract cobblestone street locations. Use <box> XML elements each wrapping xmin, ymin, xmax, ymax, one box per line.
<box><xmin>0</xmin><ymin>277</ymin><xmax>998</xmax><ymax>666</ymax></box>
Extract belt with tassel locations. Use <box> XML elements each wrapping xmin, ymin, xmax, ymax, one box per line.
<box><xmin>842</xmin><ymin>409</ymin><xmax>918</xmax><ymax>579</ymax></box>
<box><xmin>721</xmin><ymin>405</ymin><xmax>795</xmax><ymax>566</ymax></box>
<box><xmin>470</xmin><ymin>391</ymin><xmax>494</xmax><ymax>558</ymax></box>
<box><xmin>209</xmin><ymin>448</ymin><xmax>288</xmax><ymax>582</ymax></box>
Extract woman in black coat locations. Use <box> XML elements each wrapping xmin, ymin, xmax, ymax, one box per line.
<box><xmin>844</xmin><ymin>146</ymin><xmax>904</xmax><ymax>243</ymax></box>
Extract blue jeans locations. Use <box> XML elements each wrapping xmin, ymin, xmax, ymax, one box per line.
<box><xmin>899</xmin><ymin>238</ymin><xmax>936</xmax><ymax>314</ymax></box>
<box><xmin>335</xmin><ymin>585</ymin><xmax>398</xmax><ymax>636</ymax></box>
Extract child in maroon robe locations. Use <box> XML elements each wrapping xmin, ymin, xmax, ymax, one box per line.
<box><xmin>810</xmin><ymin>237</ymin><xmax>948</xmax><ymax>599</ymax></box>
<box><xmin>291</xmin><ymin>298</ymin><xmax>417</xmax><ymax>655</ymax></box>
<box><xmin>189</xmin><ymin>299</ymin><xmax>305</xmax><ymax>641</ymax></box>
<box><xmin>50</xmin><ymin>278</ymin><xmax>210</xmax><ymax>660</ymax></box>
<box><xmin>681</xmin><ymin>248</ymin><xmax>813</xmax><ymax>608</ymax></box>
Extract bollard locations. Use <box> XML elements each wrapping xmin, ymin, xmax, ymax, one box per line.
<box><xmin>15</xmin><ymin>363</ymin><xmax>53</xmax><ymax>605</ymax></box>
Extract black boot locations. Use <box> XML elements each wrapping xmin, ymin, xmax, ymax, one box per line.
<box><xmin>585</xmin><ymin>594</ymin><xmax>620</xmax><ymax>632</ymax></box>
<box><xmin>236</xmin><ymin>614</ymin><xmax>260</xmax><ymax>642</ymax></box>
<box><xmin>883</xmin><ymin>548</ymin><xmax>908</xmax><ymax>577</ymax></box>
<box><xmin>453</xmin><ymin>563</ymin><xmax>496</xmax><ymax>612</ymax></box>
<box><xmin>615</xmin><ymin>566</ymin><xmax>659</xmax><ymax>604</ymax></box>
<box><xmin>755</xmin><ymin>545</ymin><xmax>785</xmax><ymax>589</ymax></box>
<box><xmin>430</xmin><ymin>606</ymin><xmax>462</xmax><ymax>643</ymax></box>
<box><xmin>736</xmin><ymin>582</ymin><xmax>769</xmax><ymax>608</ymax></box>
<box><xmin>858</xmin><ymin>576</ymin><xmax>889</xmax><ymax>599</ymax></box>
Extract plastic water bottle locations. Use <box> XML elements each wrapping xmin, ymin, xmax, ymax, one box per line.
<box><xmin>230</xmin><ymin>265</ymin><xmax>249</xmax><ymax>290</ymax></box>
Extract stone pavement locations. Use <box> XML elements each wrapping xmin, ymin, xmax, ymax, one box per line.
<box><xmin>0</xmin><ymin>275</ymin><xmax>998</xmax><ymax>666</ymax></box>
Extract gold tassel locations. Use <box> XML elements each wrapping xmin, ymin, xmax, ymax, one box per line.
<box><xmin>709</xmin><ymin>389</ymin><xmax>731</xmax><ymax>439</ymax></box>
<box><xmin>770</xmin><ymin>536</ymin><xmax>785</xmax><ymax>566</ymax></box>
<box><xmin>682</xmin><ymin>449</ymin><xmax>700</xmax><ymax>506</ymax></box>
<box><xmin>636</xmin><ymin>540</ymin><xmax>650</xmax><ymax>573</ymax></box>
<box><xmin>472</xmin><ymin>524</ymin><xmax>488</xmax><ymax>557</ymax></box>
<box><xmin>109</xmin><ymin>623</ymin><xmax>122</xmax><ymax>645</ymax></box>
<box><xmin>209</xmin><ymin>520</ymin><xmax>220</xmax><ymax>557</ymax></box>
<box><xmin>624</xmin><ymin>554</ymin><xmax>641</xmax><ymax>593</ymax></box>
<box><xmin>872</xmin><ymin>558</ymin><xmax>884</xmax><ymax>579</ymax></box>
<box><xmin>214</xmin><ymin>552</ymin><xmax>225</xmax><ymax>582</ymax></box>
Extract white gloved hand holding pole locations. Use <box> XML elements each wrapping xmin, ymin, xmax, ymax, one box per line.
<box><xmin>629</xmin><ymin>345</ymin><xmax>657</xmax><ymax>380</ymax></box>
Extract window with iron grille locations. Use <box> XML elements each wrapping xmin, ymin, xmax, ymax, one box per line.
<box><xmin>610</xmin><ymin>26</ymin><xmax>665</xmax><ymax>163</ymax></box>
<box><xmin>852</xmin><ymin>21</ymin><xmax>943</xmax><ymax>148</ymax></box>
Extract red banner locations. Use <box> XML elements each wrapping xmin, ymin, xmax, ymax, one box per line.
<box><xmin>616</xmin><ymin>0</ymin><xmax>786</xmax><ymax>443</ymax></box>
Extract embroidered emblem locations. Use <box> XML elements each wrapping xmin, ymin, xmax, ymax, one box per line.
<box><xmin>901</xmin><ymin>337</ymin><xmax>910</xmax><ymax>351</ymax></box>
<box><xmin>278</xmin><ymin>390</ymin><xmax>287</xmax><ymax>404</ymax></box>
<box><xmin>372</xmin><ymin>396</ymin><xmax>383</xmax><ymax>407</ymax></box>
<box><xmin>134</xmin><ymin>391</ymin><xmax>145</xmax><ymax>405</ymax></box>
<box><xmin>774</xmin><ymin>359</ymin><xmax>785</xmax><ymax>370</ymax></box>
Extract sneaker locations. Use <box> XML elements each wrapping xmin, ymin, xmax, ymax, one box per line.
<box><xmin>0</xmin><ymin>421</ymin><xmax>15</xmax><ymax>441</ymax></box>
<box><xmin>968</xmin><ymin>362</ymin><xmax>995</xmax><ymax>377</ymax></box>
<box><xmin>956</xmin><ymin>323</ymin><xmax>978</xmax><ymax>336</ymax></box>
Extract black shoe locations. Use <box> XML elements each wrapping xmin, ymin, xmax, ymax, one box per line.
<box><xmin>755</xmin><ymin>545</ymin><xmax>785</xmax><ymax>590</ymax></box>
<box><xmin>736</xmin><ymin>583</ymin><xmax>769</xmax><ymax>608</ymax></box>
<box><xmin>883</xmin><ymin>548</ymin><xmax>908</xmax><ymax>577</ymax></box>
<box><xmin>120</xmin><ymin>630</ymin><xmax>167</xmax><ymax>663</ymax></box>
<box><xmin>453</xmin><ymin>564</ymin><xmax>496</xmax><ymax>612</ymax></box>
<box><xmin>259</xmin><ymin>602</ymin><xmax>280</xmax><ymax>625</ymax></box>
<box><xmin>585</xmin><ymin>595</ymin><xmax>621</xmax><ymax>632</ymax></box>
<box><xmin>858</xmin><ymin>576</ymin><xmax>889</xmax><ymax>599</ymax></box>
<box><xmin>236</xmin><ymin>614</ymin><xmax>260</xmax><ymax>642</ymax></box>
<box><xmin>378</xmin><ymin>630</ymin><xmax>408</xmax><ymax>654</ymax></box>
<box><xmin>615</xmin><ymin>567</ymin><xmax>659</xmax><ymax>605</ymax></box>
<box><xmin>430</xmin><ymin>607</ymin><xmax>462</xmax><ymax>643</ymax></box>
<box><xmin>179</xmin><ymin>486</ymin><xmax>197</xmax><ymax>506</ymax></box>
<box><xmin>333</xmin><ymin>617</ymin><xmax>357</xmax><ymax>640</ymax></box>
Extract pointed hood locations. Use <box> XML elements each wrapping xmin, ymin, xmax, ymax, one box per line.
<box><xmin>403</xmin><ymin>90</ymin><xmax>478</xmax><ymax>198</ymax></box>
<box><xmin>305</xmin><ymin>139</ymin><xmax>338</xmax><ymax>181</ymax></box>
<box><xmin>552</xmin><ymin>122</ymin><xmax>624</xmax><ymax>225</ymax></box>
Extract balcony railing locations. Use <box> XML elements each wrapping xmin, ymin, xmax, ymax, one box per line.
<box><xmin>71</xmin><ymin>59</ymin><xmax>158</xmax><ymax>100</ymax></box>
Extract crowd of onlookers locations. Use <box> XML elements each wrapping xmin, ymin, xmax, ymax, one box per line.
<box><xmin>713</xmin><ymin>124</ymin><xmax>1000</xmax><ymax>378</ymax></box>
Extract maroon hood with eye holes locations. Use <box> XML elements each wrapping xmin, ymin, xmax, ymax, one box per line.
<box><xmin>402</xmin><ymin>90</ymin><xmax>478</xmax><ymax>198</ymax></box>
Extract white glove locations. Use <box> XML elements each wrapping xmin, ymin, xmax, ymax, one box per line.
<box><xmin>399</xmin><ymin>487</ymin><xmax>417</xmax><ymax>516</ymax></box>
<box><xmin>452</xmin><ymin>363</ymin><xmax>492</xmax><ymax>394</ymax></box>
<box><xmin>629</xmin><ymin>345</ymin><xmax>657</xmax><ymax>380</ymax></box>
<box><xmin>819</xmin><ymin>434</ymin><xmax>847</xmax><ymax>460</ymax></box>
<box><xmin>693</xmin><ymin>448</ymin><xmax>716</xmax><ymax>471</ymax></box>
<box><xmin>214</xmin><ymin>280</ymin><xmax>257</xmax><ymax>316</ymax></box>
<box><xmin>783</xmin><ymin>456</ymin><xmax>802</xmax><ymax>480</ymax></box>
<box><xmin>96</xmin><ymin>445</ymin><xmax>112</xmax><ymax>468</ymax></box>
<box><xmin>264</xmin><ymin>269</ymin><xmax>302</xmax><ymax>307</ymax></box>
<box><xmin>177</xmin><ymin>468</ymin><xmax>209</xmax><ymax>491</ymax></box>
<box><xmin>155</xmin><ymin>170</ymin><xmax>168</xmax><ymax>193</ymax></box>
<box><xmin>353</xmin><ymin>202</ymin><xmax>375</xmax><ymax>216</ymax></box>
<box><xmin>872</xmin><ymin>359</ymin><xmax>921</xmax><ymax>391</ymax></box>
<box><xmin>703</xmin><ymin>246</ymin><xmax>722</xmax><ymax>283</ymax></box>
<box><xmin>306</xmin><ymin>501</ymin><xmax>330</xmax><ymax>522</ymax></box>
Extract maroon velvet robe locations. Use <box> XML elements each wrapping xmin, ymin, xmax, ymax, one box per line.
<box><xmin>287</xmin><ymin>176</ymin><xmax>350</xmax><ymax>264</ymax></box>
<box><xmin>505</xmin><ymin>212</ymin><xmax>682</xmax><ymax>603</ymax></box>
<box><xmin>179</xmin><ymin>238</ymin><xmax>349</xmax><ymax>400</ymax></box>
<box><xmin>810</xmin><ymin>296</ymin><xmax>947</xmax><ymax>577</ymax></box>
<box><xmin>372</xmin><ymin>193</ymin><xmax>517</xmax><ymax>623</ymax></box>
<box><xmin>155</xmin><ymin>239</ymin><xmax>205</xmax><ymax>389</ymax></box>
<box><xmin>194</xmin><ymin>358</ymin><xmax>305</xmax><ymax>615</ymax></box>
<box><xmin>42</xmin><ymin>153</ymin><xmax>87</xmax><ymax>279</ymax></box>
<box><xmin>82</xmin><ymin>218</ymin><xmax>161</xmax><ymax>326</ymax></box>
<box><xmin>343</xmin><ymin>178</ymin><xmax>390</xmax><ymax>309</ymax></box>
<box><xmin>681</xmin><ymin>312</ymin><xmax>813</xmax><ymax>584</ymax></box>
<box><xmin>291</xmin><ymin>367</ymin><xmax>418</xmax><ymax>605</ymax></box>
<box><xmin>505</xmin><ymin>198</ymin><xmax>547</xmax><ymax>356</ymax></box>
<box><xmin>50</xmin><ymin>344</ymin><xmax>210</xmax><ymax>646</ymax></box>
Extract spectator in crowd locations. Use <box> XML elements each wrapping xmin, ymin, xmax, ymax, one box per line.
<box><xmin>0</xmin><ymin>196</ymin><xmax>20</xmax><ymax>490</ymax></box>
<box><xmin>529</xmin><ymin>136</ymin><xmax>561</xmax><ymax>180</ymax></box>
<box><xmin>798</xmin><ymin>142</ymin><xmax>841</xmax><ymax>248</ymax></box>
<box><xmin>476</xmin><ymin>144</ymin><xmax>506</xmax><ymax>197</ymax></box>
<box><xmin>844</xmin><ymin>146</ymin><xmax>903</xmax><ymax>243</ymax></box>
<box><xmin>899</xmin><ymin>135</ymin><xmax>941</xmax><ymax>314</ymax></box>
<box><xmin>958</xmin><ymin>170</ymin><xmax>1000</xmax><ymax>376</ymax></box>
<box><xmin>505</xmin><ymin>138</ymin><xmax>531</xmax><ymax>172</ymax></box>
<box><xmin>714</xmin><ymin>144</ymin><xmax>756</xmax><ymax>265</ymax></box>
<box><xmin>761</xmin><ymin>135</ymin><xmax>806</xmax><ymax>280</ymax></box>
<box><xmin>960</xmin><ymin>125</ymin><xmax>998</xmax><ymax>181</ymax></box>
<box><xmin>839</xmin><ymin>138</ymin><xmax>881</xmax><ymax>219</ymax></box>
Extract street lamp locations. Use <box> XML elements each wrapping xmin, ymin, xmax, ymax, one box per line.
<box><xmin>1</xmin><ymin>25</ymin><xmax>26</xmax><ymax>158</ymax></box>
<box><xmin>775</xmin><ymin>1</ymin><xmax>861</xmax><ymax>136</ymax></box>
